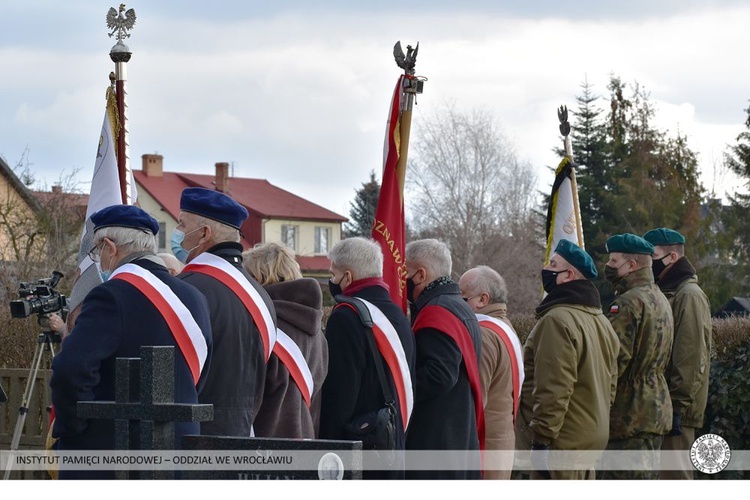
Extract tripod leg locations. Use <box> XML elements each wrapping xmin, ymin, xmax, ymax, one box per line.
<box><xmin>3</xmin><ymin>338</ymin><xmax>48</xmax><ymax>480</ymax></box>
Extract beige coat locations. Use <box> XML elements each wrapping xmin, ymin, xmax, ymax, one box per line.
<box><xmin>478</xmin><ymin>303</ymin><xmax>519</xmax><ymax>479</ymax></box>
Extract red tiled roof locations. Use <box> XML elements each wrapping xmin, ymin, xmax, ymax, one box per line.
<box><xmin>134</xmin><ymin>171</ymin><xmax>347</xmax><ymax>222</ymax></box>
<box><xmin>296</xmin><ymin>255</ymin><xmax>332</xmax><ymax>274</ymax></box>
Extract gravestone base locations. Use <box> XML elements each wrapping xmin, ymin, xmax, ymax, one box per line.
<box><xmin>182</xmin><ymin>435</ymin><xmax>363</xmax><ymax>480</ymax></box>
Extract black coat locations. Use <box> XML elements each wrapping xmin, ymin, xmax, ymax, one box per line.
<box><xmin>405</xmin><ymin>281</ymin><xmax>482</xmax><ymax>479</ymax></box>
<box><xmin>179</xmin><ymin>242</ymin><xmax>276</xmax><ymax>437</ymax></box>
<box><xmin>50</xmin><ymin>257</ymin><xmax>213</xmax><ymax>478</ymax></box>
<box><xmin>319</xmin><ymin>282</ymin><xmax>415</xmax><ymax>479</ymax></box>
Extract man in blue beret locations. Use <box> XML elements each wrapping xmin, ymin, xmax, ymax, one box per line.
<box><xmin>601</xmin><ymin>233</ymin><xmax>674</xmax><ymax>480</ymax></box>
<box><xmin>643</xmin><ymin>228</ymin><xmax>711</xmax><ymax>480</ymax></box>
<box><xmin>174</xmin><ymin>187</ymin><xmax>277</xmax><ymax>437</ymax></box>
<box><xmin>517</xmin><ymin>239</ymin><xmax>619</xmax><ymax>479</ymax></box>
<box><xmin>50</xmin><ymin>205</ymin><xmax>213</xmax><ymax>478</ymax></box>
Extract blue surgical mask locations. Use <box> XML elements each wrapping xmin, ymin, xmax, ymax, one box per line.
<box><xmin>99</xmin><ymin>269</ymin><xmax>112</xmax><ymax>282</ymax></box>
<box><xmin>171</xmin><ymin>229</ymin><xmax>189</xmax><ymax>263</ymax></box>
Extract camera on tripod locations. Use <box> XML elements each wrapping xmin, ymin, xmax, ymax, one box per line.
<box><xmin>9</xmin><ymin>271</ymin><xmax>67</xmax><ymax>325</ymax></box>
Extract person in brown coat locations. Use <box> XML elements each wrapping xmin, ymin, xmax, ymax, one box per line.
<box><xmin>459</xmin><ymin>265</ymin><xmax>523</xmax><ymax>479</ymax></box>
<box><xmin>243</xmin><ymin>242</ymin><xmax>328</xmax><ymax>438</ymax></box>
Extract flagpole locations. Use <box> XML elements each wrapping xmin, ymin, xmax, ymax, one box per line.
<box><xmin>558</xmin><ymin>105</ymin><xmax>585</xmax><ymax>249</ymax></box>
<box><xmin>107</xmin><ymin>4</ymin><xmax>137</xmax><ymax>204</ymax></box>
<box><xmin>393</xmin><ymin>42</ymin><xmax>424</xmax><ymax>189</ymax></box>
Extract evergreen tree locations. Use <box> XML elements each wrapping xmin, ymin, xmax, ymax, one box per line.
<box><xmin>720</xmin><ymin>104</ymin><xmax>750</xmax><ymax>296</ymax></box>
<box><xmin>345</xmin><ymin>170</ymin><xmax>380</xmax><ymax>237</ymax></box>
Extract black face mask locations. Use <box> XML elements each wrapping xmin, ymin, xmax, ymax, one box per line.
<box><xmin>541</xmin><ymin>269</ymin><xmax>559</xmax><ymax>293</ymax></box>
<box><xmin>652</xmin><ymin>255</ymin><xmax>670</xmax><ymax>280</ymax></box>
<box><xmin>604</xmin><ymin>265</ymin><xmax>622</xmax><ymax>285</ymax></box>
<box><xmin>406</xmin><ymin>274</ymin><xmax>417</xmax><ymax>303</ymax></box>
<box><xmin>328</xmin><ymin>278</ymin><xmax>343</xmax><ymax>298</ymax></box>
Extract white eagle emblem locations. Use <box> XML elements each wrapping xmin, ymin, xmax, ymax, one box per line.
<box><xmin>106</xmin><ymin>4</ymin><xmax>137</xmax><ymax>41</ymax></box>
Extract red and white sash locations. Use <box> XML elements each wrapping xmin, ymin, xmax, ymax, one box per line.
<box><xmin>111</xmin><ymin>263</ymin><xmax>208</xmax><ymax>385</ymax></box>
<box><xmin>475</xmin><ymin>314</ymin><xmax>524</xmax><ymax>422</ymax></box>
<box><xmin>183</xmin><ymin>252</ymin><xmax>277</xmax><ymax>361</ymax></box>
<box><xmin>338</xmin><ymin>298</ymin><xmax>414</xmax><ymax>430</ymax></box>
<box><xmin>273</xmin><ymin>328</ymin><xmax>314</xmax><ymax>407</ymax></box>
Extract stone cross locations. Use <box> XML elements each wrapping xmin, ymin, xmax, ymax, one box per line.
<box><xmin>77</xmin><ymin>346</ymin><xmax>213</xmax><ymax>479</ymax></box>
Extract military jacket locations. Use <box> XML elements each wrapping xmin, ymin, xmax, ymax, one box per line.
<box><xmin>607</xmin><ymin>267</ymin><xmax>673</xmax><ymax>439</ymax></box>
<box><xmin>658</xmin><ymin>264</ymin><xmax>711</xmax><ymax>429</ymax></box>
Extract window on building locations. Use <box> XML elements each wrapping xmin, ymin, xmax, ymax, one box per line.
<box><xmin>158</xmin><ymin>222</ymin><xmax>167</xmax><ymax>251</ymax></box>
<box><xmin>314</xmin><ymin>226</ymin><xmax>330</xmax><ymax>254</ymax></box>
<box><xmin>281</xmin><ymin>225</ymin><xmax>298</xmax><ymax>251</ymax></box>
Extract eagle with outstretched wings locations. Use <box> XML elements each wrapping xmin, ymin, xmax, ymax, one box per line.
<box><xmin>697</xmin><ymin>439</ymin><xmax>724</xmax><ymax>467</ymax></box>
<box><xmin>107</xmin><ymin>4</ymin><xmax>137</xmax><ymax>40</ymax></box>
<box><xmin>393</xmin><ymin>41</ymin><xmax>419</xmax><ymax>72</ymax></box>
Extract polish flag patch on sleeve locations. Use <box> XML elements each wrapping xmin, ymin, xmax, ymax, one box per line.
<box><xmin>610</xmin><ymin>304</ymin><xmax>620</xmax><ymax>314</ymax></box>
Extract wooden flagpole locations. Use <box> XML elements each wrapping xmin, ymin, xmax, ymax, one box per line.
<box><xmin>558</xmin><ymin>105</ymin><xmax>585</xmax><ymax>249</ymax></box>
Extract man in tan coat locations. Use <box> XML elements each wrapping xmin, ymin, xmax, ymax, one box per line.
<box><xmin>459</xmin><ymin>265</ymin><xmax>523</xmax><ymax>479</ymax></box>
<box><xmin>644</xmin><ymin>228</ymin><xmax>712</xmax><ymax>480</ymax></box>
<box><xmin>518</xmin><ymin>239</ymin><xmax>619</xmax><ymax>480</ymax></box>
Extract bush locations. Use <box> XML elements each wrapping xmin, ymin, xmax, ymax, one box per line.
<box><xmin>698</xmin><ymin>316</ymin><xmax>750</xmax><ymax>479</ymax></box>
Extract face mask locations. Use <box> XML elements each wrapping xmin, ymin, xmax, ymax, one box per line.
<box><xmin>652</xmin><ymin>255</ymin><xmax>670</xmax><ymax>280</ymax></box>
<box><xmin>541</xmin><ymin>269</ymin><xmax>559</xmax><ymax>293</ymax></box>
<box><xmin>98</xmin><ymin>255</ymin><xmax>113</xmax><ymax>282</ymax></box>
<box><xmin>328</xmin><ymin>278</ymin><xmax>343</xmax><ymax>298</ymax></box>
<box><xmin>171</xmin><ymin>227</ymin><xmax>201</xmax><ymax>264</ymax></box>
<box><xmin>406</xmin><ymin>274</ymin><xmax>417</xmax><ymax>303</ymax></box>
<box><xmin>604</xmin><ymin>263</ymin><xmax>627</xmax><ymax>285</ymax></box>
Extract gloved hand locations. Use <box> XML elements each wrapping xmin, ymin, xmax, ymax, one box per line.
<box><xmin>668</xmin><ymin>413</ymin><xmax>682</xmax><ymax>436</ymax></box>
<box><xmin>530</xmin><ymin>442</ymin><xmax>551</xmax><ymax>479</ymax></box>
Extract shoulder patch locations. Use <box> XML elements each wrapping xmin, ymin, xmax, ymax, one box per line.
<box><xmin>609</xmin><ymin>304</ymin><xmax>619</xmax><ymax>314</ymax></box>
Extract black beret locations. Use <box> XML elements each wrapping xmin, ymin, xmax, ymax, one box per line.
<box><xmin>91</xmin><ymin>204</ymin><xmax>159</xmax><ymax>235</ymax></box>
<box><xmin>180</xmin><ymin>187</ymin><xmax>248</xmax><ymax>229</ymax></box>
<box><xmin>643</xmin><ymin>228</ymin><xmax>686</xmax><ymax>246</ymax></box>
<box><xmin>606</xmin><ymin>233</ymin><xmax>655</xmax><ymax>255</ymax></box>
<box><xmin>554</xmin><ymin>239</ymin><xmax>598</xmax><ymax>280</ymax></box>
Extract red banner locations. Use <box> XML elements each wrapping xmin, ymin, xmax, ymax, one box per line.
<box><xmin>372</xmin><ymin>76</ymin><xmax>407</xmax><ymax>312</ymax></box>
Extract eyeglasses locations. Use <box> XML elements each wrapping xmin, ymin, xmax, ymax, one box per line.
<box><xmin>88</xmin><ymin>240</ymin><xmax>106</xmax><ymax>262</ymax></box>
<box><xmin>462</xmin><ymin>295</ymin><xmax>479</xmax><ymax>302</ymax></box>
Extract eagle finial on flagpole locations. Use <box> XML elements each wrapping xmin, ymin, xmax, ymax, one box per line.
<box><xmin>558</xmin><ymin>104</ymin><xmax>573</xmax><ymax>160</ymax></box>
<box><xmin>107</xmin><ymin>4</ymin><xmax>137</xmax><ymax>42</ymax></box>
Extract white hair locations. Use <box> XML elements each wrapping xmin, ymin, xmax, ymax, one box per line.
<box><xmin>95</xmin><ymin>226</ymin><xmax>157</xmax><ymax>254</ymax></box>
<box><xmin>462</xmin><ymin>265</ymin><xmax>508</xmax><ymax>304</ymax></box>
<box><xmin>328</xmin><ymin>237</ymin><xmax>383</xmax><ymax>279</ymax></box>
<box><xmin>405</xmin><ymin>239</ymin><xmax>452</xmax><ymax>278</ymax></box>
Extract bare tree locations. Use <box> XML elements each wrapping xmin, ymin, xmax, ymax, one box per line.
<box><xmin>407</xmin><ymin>103</ymin><xmax>543</xmax><ymax>314</ymax></box>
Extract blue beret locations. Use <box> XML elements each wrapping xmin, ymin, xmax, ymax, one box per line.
<box><xmin>554</xmin><ymin>239</ymin><xmax>598</xmax><ymax>280</ymax></box>
<box><xmin>606</xmin><ymin>233</ymin><xmax>655</xmax><ymax>255</ymax></box>
<box><xmin>180</xmin><ymin>187</ymin><xmax>248</xmax><ymax>229</ymax></box>
<box><xmin>643</xmin><ymin>228</ymin><xmax>686</xmax><ymax>246</ymax></box>
<box><xmin>91</xmin><ymin>205</ymin><xmax>159</xmax><ymax>235</ymax></box>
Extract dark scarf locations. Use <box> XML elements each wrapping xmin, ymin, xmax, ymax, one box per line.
<box><xmin>535</xmin><ymin>279</ymin><xmax>602</xmax><ymax>316</ymax></box>
<box><xmin>656</xmin><ymin>256</ymin><xmax>697</xmax><ymax>292</ymax></box>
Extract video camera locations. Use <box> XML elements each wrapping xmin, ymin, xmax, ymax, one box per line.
<box><xmin>9</xmin><ymin>271</ymin><xmax>67</xmax><ymax>321</ymax></box>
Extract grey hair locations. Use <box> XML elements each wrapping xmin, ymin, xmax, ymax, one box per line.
<box><xmin>405</xmin><ymin>239</ymin><xmax>452</xmax><ymax>278</ymax></box>
<box><xmin>95</xmin><ymin>226</ymin><xmax>157</xmax><ymax>254</ymax></box>
<box><xmin>203</xmin><ymin>217</ymin><xmax>241</xmax><ymax>243</ymax></box>
<box><xmin>464</xmin><ymin>265</ymin><xmax>508</xmax><ymax>304</ymax></box>
<box><xmin>328</xmin><ymin>237</ymin><xmax>383</xmax><ymax>279</ymax></box>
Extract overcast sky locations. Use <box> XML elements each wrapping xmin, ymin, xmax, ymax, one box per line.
<box><xmin>1</xmin><ymin>0</ymin><xmax>749</xmax><ymax>218</ymax></box>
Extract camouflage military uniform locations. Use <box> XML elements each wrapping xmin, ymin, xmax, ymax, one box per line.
<box><xmin>602</xmin><ymin>267</ymin><xmax>674</xmax><ymax>480</ymax></box>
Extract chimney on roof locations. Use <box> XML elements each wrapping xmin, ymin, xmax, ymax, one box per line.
<box><xmin>51</xmin><ymin>185</ymin><xmax>62</xmax><ymax>194</ymax></box>
<box><xmin>142</xmin><ymin>154</ymin><xmax>163</xmax><ymax>177</ymax></box>
<box><xmin>215</xmin><ymin>162</ymin><xmax>229</xmax><ymax>193</ymax></box>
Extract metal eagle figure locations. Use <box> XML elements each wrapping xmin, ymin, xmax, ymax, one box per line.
<box><xmin>107</xmin><ymin>4</ymin><xmax>137</xmax><ymax>41</ymax></box>
<box><xmin>393</xmin><ymin>41</ymin><xmax>419</xmax><ymax>74</ymax></box>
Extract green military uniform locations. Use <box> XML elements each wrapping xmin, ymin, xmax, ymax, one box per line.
<box><xmin>603</xmin><ymin>266</ymin><xmax>674</xmax><ymax>479</ymax></box>
<box><xmin>656</xmin><ymin>258</ymin><xmax>711</xmax><ymax>479</ymax></box>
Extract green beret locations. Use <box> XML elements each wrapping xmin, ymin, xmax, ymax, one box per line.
<box><xmin>606</xmin><ymin>233</ymin><xmax>655</xmax><ymax>255</ymax></box>
<box><xmin>642</xmin><ymin>228</ymin><xmax>686</xmax><ymax>246</ymax></box>
<box><xmin>554</xmin><ymin>239</ymin><xmax>598</xmax><ymax>280</ymax></box>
